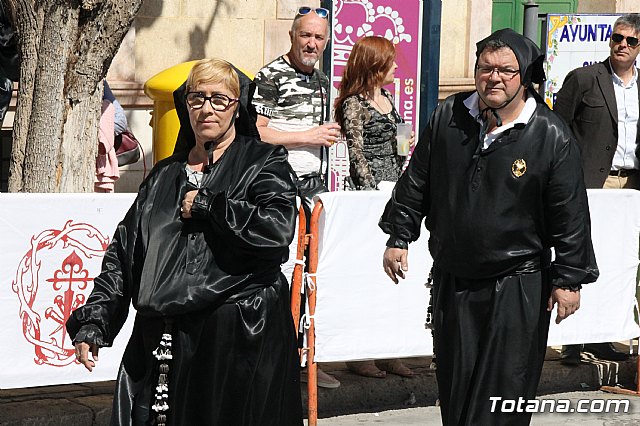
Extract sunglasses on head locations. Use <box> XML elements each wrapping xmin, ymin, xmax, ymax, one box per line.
<box><xmin>611</xmin><ymin>33</ymin><xmax>639</xmax><ymax>47</ymax></box>
<box><xmin>297</xmin><ymin>6</ymin><xmax>329</xmax><ymax>19</ymax></box>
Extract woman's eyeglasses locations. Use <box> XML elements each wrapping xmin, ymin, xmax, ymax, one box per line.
<box><xmin>297</xmin><ymin>6</ymin><xmax>329</xmax><ymax>19</ymax></box>
<box><xmin>186</xmin><ymin>92</ymin><xmax>239</xmax><ymax>111</ymax></box>
<box><xmin>611</xmin><ymin>33</ymin><xmax>639</xmax><ymax>47</ymax></box>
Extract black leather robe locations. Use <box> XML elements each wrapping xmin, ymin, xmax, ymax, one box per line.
<box><xmin>380</xmin><ymin>91</ymin><xmax>599</xmax><ymax>425</ymax></box>
<box><xmin>67</xmin><ymin>135</ymin><xmax>302</xmax><ymax>426</ymax></box>
<box><xmin>380</xmin><ymin>91</ymin><xmax>599</xmax><ymax>286</ymax></box>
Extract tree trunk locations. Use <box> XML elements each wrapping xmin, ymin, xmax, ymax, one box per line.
<box><xmin>7</xmin><ymin>0</ymin><xmax>142</xmax><ymax>192</ymax></box>
<box><xmin>7</xmin><ymin>0</ymin><xmax>42</xmax><ymax>192</ymax></box>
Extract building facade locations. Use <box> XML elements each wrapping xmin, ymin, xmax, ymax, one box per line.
<box><xmin>3</xmin><ymin>0</ymin><xmax>639</xmax><ymax>192</ymax></box>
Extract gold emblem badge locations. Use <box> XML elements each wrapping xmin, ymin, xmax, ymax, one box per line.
<box><xmin>512</xmin><ymin>159</ymin><xmax>527</xmax><ymax>178</ymax></box>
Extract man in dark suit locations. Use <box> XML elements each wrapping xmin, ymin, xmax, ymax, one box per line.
<box><xmin>554</xmin><ymin>13</ymin><xmax>640</xmax><ymax>365</ymax></box>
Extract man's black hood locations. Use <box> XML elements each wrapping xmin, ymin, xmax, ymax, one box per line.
<box><xmin>475</xmin><ymin>28</ymin><xmax>545</xmax><ymax>87</ymax></box>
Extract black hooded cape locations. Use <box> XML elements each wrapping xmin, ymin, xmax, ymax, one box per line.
<box><xmin>67</xmin><ymin>66</ymin><xmax>303</xmax><ymax>426</ymax></box>
<box><xmin>380</xmin><ymin>37</ymin><xmax>598</xmax><ymax>423</ymax></box>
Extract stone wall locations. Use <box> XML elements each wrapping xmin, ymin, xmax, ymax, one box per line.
<box><xmin>8</xmin><ymin>0</ymin><xmax>640</xmax><ymax>192</ymax></box>
<box><xmin>108</xmin><ymin>0</ymin><xmax>320</xmax><ymax>85</ymax></box>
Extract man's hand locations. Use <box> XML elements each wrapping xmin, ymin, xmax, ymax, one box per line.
<box><xmin>548</xmin><ymin>287</ymin><xmax>580</xmax><ymax>324</ymax></box>
<box><xmin>75</xmin><ymin>341</ymin><xmax>99</xmax><ymax>372</ymax></box>
<box><xmin>383</xmin><ymin>247</ymin><xmax>408</xmax><ymax>284</ymax></box>
<box><xmin>256</xmin><ymin>115</ymin><xmax>341</xmax><ymax>148</ymax></box>
<box><xmin>302</xmin><ymin>122</ymin><xmax>341</xmax><ymax>147</ymax></box>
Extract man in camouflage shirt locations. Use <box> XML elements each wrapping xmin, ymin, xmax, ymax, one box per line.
<box><xmin>253</xmin><ymin>8</ymin><xmax>341</xmax><ymax>176</ymax></box>
<box><xmin>252</xmin><ymin>7</ymin><xmax>342</xmax><ymax>390</ymax></box>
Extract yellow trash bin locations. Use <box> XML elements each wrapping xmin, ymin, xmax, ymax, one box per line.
<box><xmin>144</xmin><ymin>61</ymin><xmax>198</xmax><ymax>164</ymax></box>
<box><xmin>144</xmin><ymin>61</ymin><xmax>254</xmax><ymax>164</ymax></box>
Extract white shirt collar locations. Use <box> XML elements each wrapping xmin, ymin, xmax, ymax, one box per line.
<box><xmin>464</xmin><ymin>91</ymin><xmax>536</xmax><ymax>127</ymax></box>
<box><xmin>609</xmin><ymin>58</ymin><xmax>638</xmax><ymax>88</ymax></box>
<box><xmin>464</xmin><ymin>91</ymin><xmax>537</xmax><ymax>149</ymax></box>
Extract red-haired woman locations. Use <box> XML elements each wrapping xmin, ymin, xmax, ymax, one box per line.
<box><xmin>335</xmin><ymin>35</ymin><xmax>413</xmax><ymax>190</ymax></box>
<box><xmin>334</xmin><ymin>36</ymin><xmax>415</xmax><ymax>378</ymax></box>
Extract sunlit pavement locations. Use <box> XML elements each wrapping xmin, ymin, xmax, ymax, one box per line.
<box><xmin>309</xmin><ymin>391</ymin><xmax>640</xmax><ymax>425</ymax></box>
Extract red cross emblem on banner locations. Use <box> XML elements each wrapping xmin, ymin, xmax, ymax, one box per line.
<box><xmin>11</xmin><ymin>221</ymin><xmax>110</xmax><ymax>367</ymax></box>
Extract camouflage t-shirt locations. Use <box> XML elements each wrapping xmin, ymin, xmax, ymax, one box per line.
<box><xmin>253</xmin><ymin>56</ymin><xmax>329</xmax><ymax>175</ymax></box>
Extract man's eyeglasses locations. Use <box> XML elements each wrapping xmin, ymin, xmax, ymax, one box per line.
<box><xmin>297</xmin><ymin>6</ymin><xmax>329</xmax><ymax>19</ymax></box>
<box><xmin>186</xmin><ymin>92</ymin><xmax>239</xmax><ymax>111</ymax></box>
<box><xmin>476</xmin><ymin>65</ymin><xmax>520</xmax><ymax>80</ymax></box>
<box><xmin>611</xmin><ymin>33</ymin><xmax>639</xmax><ymax>47</ymax></box>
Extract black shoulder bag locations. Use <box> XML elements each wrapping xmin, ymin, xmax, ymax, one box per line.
<box><xmin>296</xmin><ymin>70</ymin><xmax>329</xmax><ymax>209</ymax></box>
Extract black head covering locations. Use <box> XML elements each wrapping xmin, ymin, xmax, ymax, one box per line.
<box><xmin>475</xmin><ymin>28</ymin><xmax>545</xmax><ymax>87</ymax></box>
<box><xmin>473</xmin><ymin>29</ymin><xmax>546</xmax><ymax>129</ymax></box>
<box><xmin>172</xmin><ymin>63</ymin><xmax>260</xmax><ymax>155</ymax></box>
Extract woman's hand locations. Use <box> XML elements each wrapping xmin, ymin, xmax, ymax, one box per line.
<box><xmin>409</xmin><ymin>131</ymin><xmax>416</xmax><ymax>148</ymax></box>
<box><xmin>75</xmin><ymin>341</ymin><xmax>99</xmax><ymax>372</ymax></box>
<box><xmin>181</xmin><ymin>190</ymin><xmax>198</xmax><ymax>218</ymax></box>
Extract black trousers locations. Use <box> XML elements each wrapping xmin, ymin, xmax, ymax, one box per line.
<box><xmin>432</xmin><ymin>267</ymin><xmax>551</xmax><ymax>426</ymax></box>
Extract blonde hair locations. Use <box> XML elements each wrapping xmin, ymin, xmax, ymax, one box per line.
<box><xmin>186</xmin><ymin>58</ymin><xmax>240</xmax><ymax>97</ymax></box>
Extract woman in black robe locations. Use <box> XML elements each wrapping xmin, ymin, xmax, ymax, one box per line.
<box><xmin>67</xmin><ymin>58</ymin><xmax>303</xmax><ymax>426</ymax></box>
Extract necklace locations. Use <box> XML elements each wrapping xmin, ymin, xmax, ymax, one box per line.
<box><xmin>369</xmin><ymin>92</ymin><xmax>392</xmax><ymax>116</ymax></box>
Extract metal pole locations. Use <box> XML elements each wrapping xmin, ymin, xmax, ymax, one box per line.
<box><xmin>321</xmin><ymin>0</ymin><xmax>333</xmax><ymax>118</ymax></box>
<box><xmin>538</xmin><ymin>14</ymin><xmax>548</xmax><ymax>98</ymax></box>
<box><xmin>419</xmin><ymin>0</ymin><xmax>442</xmax><ymax>138</ymax></box>
<box><xmin>523</xmin><ymin>1</ymin><xmax>539</xmax><ymax>43</ymax></box>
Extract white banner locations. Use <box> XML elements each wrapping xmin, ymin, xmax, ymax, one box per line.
<box><xmin>547</xmin><ymin>189</ymin><xmax>640</xmax><ymax>346</ymax></box>
<box><xmin>0</xmin><ymin>194</ymin><xmax>136</xmax><ymax>389</ymax></box>
<box><xmin>313</xmin><ymin>189</ymin><xmax>640</xmax><ymax>362</ymax></box>
<box><xmin>544</xmin><ymin>14</ymin><xmax>620</xmax><ymax>108</ymax></box>
<box><xmin>314</xmin><ymin>191</ymin><xmax>432</xmax><ymax>362</ymax></box>
<box><xmin>1</xmin><ymin>190</ymin><xmax>638</xmax><ymax>387</ymax></box>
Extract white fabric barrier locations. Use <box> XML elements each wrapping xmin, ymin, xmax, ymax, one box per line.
<box><xmin>0</xmin><ymin>194</ymin><xmax>304</xmax><ymax>390</ymax></box>
<box><xmin>314</xmin><ymin>191</ymin><xmax>432</xmax><ymax>362</ymax></box>
<box><xmin>0</xmin><ymin>190</ymin><xmax>638</xmax><ymax>388</ymax></box>
<box><xmin>313</xmin><ymin>189</ymin><xmax>640</xmax><ymax>362</ymax></box>
<box><xmin>547</xmin><ymin>189</ymin><xmax>640</xmax><ymax>346</ymax></box>
<box><xmin>0</xmin><ymin>194</ymin><xmax>137</xmax><ymax>389</ymax></box>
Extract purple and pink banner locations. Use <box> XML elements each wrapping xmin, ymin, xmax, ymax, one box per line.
<box><xmin>329</xmin><ymin>0</ymin><xmax>423</xmax><ymax>131</ymax></box>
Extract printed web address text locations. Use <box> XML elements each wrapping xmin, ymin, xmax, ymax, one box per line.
<box><xmin>489</xmin><ymin>396</ymin><xmax>630</xmax><ymax>414</ymax></box>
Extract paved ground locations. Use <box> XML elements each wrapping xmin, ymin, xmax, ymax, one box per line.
<box><xmin>310</xmin><ymin>390</ymin><xmax>640</xmax><ymax>425</ymax></box>
<box><xmin>305</xmin><ymin>345</ymin><xmax>637</xmax><ymax>419</ymax></box>
<box><xmin>1</xmin><ymin>345</ymin><xmax>638</xmax><ymax>425</ymax></box>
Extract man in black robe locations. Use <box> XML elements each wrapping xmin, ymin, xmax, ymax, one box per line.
<box><xmin>380</xmin><ymin>29</ymin><xmax>599</xmax><ymax>425</ymax></box>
